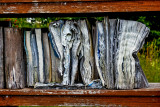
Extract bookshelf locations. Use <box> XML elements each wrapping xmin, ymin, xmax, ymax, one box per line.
<box><xmin>0</xmin><ymin>0</ymin><xmax>160</xmax><ymax>106</ymax></box>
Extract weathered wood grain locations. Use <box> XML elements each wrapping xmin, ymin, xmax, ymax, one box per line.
<box><xmin>42</xmin><ymin>33</ymin><xmax>52</xmax><ymax>83</ymax></box>
<box><xmin>49</xmin><ymin>20</ymin><xmax>64</xmax><ymax>76</ymax></box>
<box><xmin>95</xmin><ymin>21</ymin><xmax>106</xmax><ymax>86</ymax></box>
<box><xmin>0</xmin><ymin>1</ymin><xmax>160</xmax><ymax>14</ymax></box>
<box><xmin>35</xmin><ymin>29</ymin><xmax>44</xmax><ymax>83</ymax></box>
<box><xmin>61</xmin><ymin>20</ymin><xmax>73</xmax><ymax>85</ymax></box>
<box><xmin>0</xmin><ymin>27</ymin><xmax>4</xmax><ymax>89</ymax></box>
<box><xmin>95</xmin><ymin>18</ymin><xmax>149</xmax><ymax>89</ymax></box>
<box><xmin>0</xmin><ymin>95</ymin><xmax>160</xmax><ymax>106</ymax></box>
<box><xmin>70</xmin><ymin>21</ymin><xmax>82</xmax><ymax>85</ymax></box>
<box><xmin>50</xmin><ymin>42</ymin><xmax>62</xmax><ymax>83</ymax></box>
<box><xmin>49</xmin><ymin>20</ymin><xmax>64</xmax><ymax>83</ymax></box>
<box><xmin>0</xmin><ymin>83</ymin><xmax>159</xmax><ymax>106</ymax></box>
<box><xmin>0</xmin><ymin>0</ymin><xmax>117</xmax><ymax>3</ymax></box>
<box><xmin>95</xmin><ymin>18</ymin><xmax>115</xmax><ymax>89</ymax></box>
<box><xmin>30</xmin><ymin>32</ymin><xmax>39</xmax><ymax>83</ymax></box>
<box><xmin>25</xmin><ymin>31</ymin><xmax>34</xmax><ymax>86</ymax></box>
<box><xmin>4</xmin><ymin>28</ymin><xmax>25</xmax><ymax>89</ymax></box>
<box><xmin>79</xmin><ymin>20</ymin><xmax>94</xmax><ymax>85</ymax></box>
<box><xmin>0</xmin><ymin>83</ymin><xmax>159</xmax><ymax>96</ymax></box>
<box><xmin>115</xmin><ymin>19</ymin><xmax>150</xmax><ymax>89</ymax></box>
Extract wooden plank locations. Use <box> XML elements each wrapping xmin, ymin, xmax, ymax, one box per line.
<box><xmin>0</xmin><ymin>1</ymin><xmax>160</xmax><ymax>14</ymax></box>
<box><xmin>0</xmin><ymin>0</ymin><xmax>126</xmax><ymax>3</ymax></box>
<box><xmin>42</xmin><ymin>33</ymin><xmax>52</xmax><ymax>83</ymax></box>
<box><xmin>0</xmin><ymin>83</ymin><xmax>159</xmax><ymax>96</ymax></box>
<box><xmin>4</xmin><ymin>28</ymin><xmax>25</xmax><ymax>89</ymax></box>
<box><xmin>0</xmin><ymin>96</ymin><xmax>160</xmax><ymax>106</ymax></box>
<box><xmin>0</xmin><ymin>27</ymin><xmax>4</xmax><ymax>89</ymax></box>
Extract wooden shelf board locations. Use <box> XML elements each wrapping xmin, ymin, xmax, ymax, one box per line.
<box><xmin>0</xmin><ymin>83</ymin><xmax>159</xmax><ymax>96</ymax></box>
<box><xmin>0</xmin><ymin>83</ymin><xmax>159</xmax><ymax>106</ymax></box>
<box><xmin>0</xmin><ymin>0</ymin><xmax>160</xmax><ymax>14</ymax></box>
<box><xmin>0</xmin><ymin>0</ymin><xmax>115</xmax><ymax>3</ymax></box>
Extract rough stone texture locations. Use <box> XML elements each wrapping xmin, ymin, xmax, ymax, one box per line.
<box><xmin>0</xmin><ymin>27</ymin><xmax>4</xmax><ymax>89</ymax></box>
<box><xmin>5</xmin><ymin>28</ymin><xmax>25</xmax><ymax>89</ymax></box>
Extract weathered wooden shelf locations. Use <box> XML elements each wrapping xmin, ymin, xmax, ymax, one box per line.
<box><xmin>0</xmin><ymin>83</ymin><xmax>159</xmax><ymax>106</ymax></box>
<box><xmin>0</xmin><ymin>0</ymin><xmax>160</xmax><ymax>14</ymax></box>
<box><xmin>0</xmin><ymin>0</ymin><xmax>160</xmax><ymax>106</ymax></box>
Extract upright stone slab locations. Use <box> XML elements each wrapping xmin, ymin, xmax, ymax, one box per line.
<box><xmin>5</xmin><ymin>28</ymin><xmax>25</xmax><ymax>89</ymax></box>
<box><xmin>0</xmin><ymin>27</ymin><xmax>4</xmax><ymax>89</ymax></box>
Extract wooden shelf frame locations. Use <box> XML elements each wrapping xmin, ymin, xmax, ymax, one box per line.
<box><xmin>0</xmin><ymin>0</ymin><xmax>160</xmax><ymax>14</ymax></box>
<box><xmin>0</xmin><ymin>83</ymin><xmax>160</xmax><ymax>96</ymax></box>
<box><xmin>0</xmin><ymin>0</ymin><xmax>160</xmax><ymax>106</ymax></box>
<box><xmin>0</xmin><ymin>83</ymin><xmax>159</xmax><ymax>106</ymax></box>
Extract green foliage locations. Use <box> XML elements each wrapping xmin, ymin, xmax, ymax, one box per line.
<box><xmin>138</xmin><ymin>39</ymin><xmax>160</xmax><ymax>82</ymax></box>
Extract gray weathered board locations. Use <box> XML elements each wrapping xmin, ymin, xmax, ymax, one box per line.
<box><xmin>42</xmin><ymin>33</ymin><xmax>52</xmax><ymax>83</ymax></box>
<box><xmin>4</xmin><ymin>28</ymin><xmax>25</xmax><ymax>89</ymax></box>
<box><xmin>0</xmin><ymin>27</ymin><xmax>4</xmax><ymax>89</ymax></box>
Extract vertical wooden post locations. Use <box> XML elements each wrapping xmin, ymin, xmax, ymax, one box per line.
<box><xmin>0</xmin><ymin>27</ymin><xmax>4</xmax><ymax>88</ymax></box>
<box><xmin>4</xmin><ymin>28</ymin><xmax>25</xmax><ymax>89</ymax></box>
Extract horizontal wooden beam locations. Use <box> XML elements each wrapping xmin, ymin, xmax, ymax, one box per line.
<box><xmin>0</xmin><ymin>83</ymin><xmax>159</xmax><ymax>96</ymax></box>
<box><xmin>0</xmin><ymin>96</ymin><xmax>160</xmax><ymax>106</ymax></box>
<box><xmin>0</xmin><ymin>83</ymin><xmax>159</xmax><ymax>106</ymax></box>
<box><xmin>0</xmin><ymin>0</ymin><xmax>160</xmax><ymax>14</ymax></box>
<box><xmin>0</xmin><ymin>0</ymin><xmax>139</xmax><ymax>3</ymax></box>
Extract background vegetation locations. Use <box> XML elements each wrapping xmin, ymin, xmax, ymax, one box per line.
<box><xmin>0</xmin><ymin>16</ymin><xmax>159</xmax><ymax>82</ymax></box>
